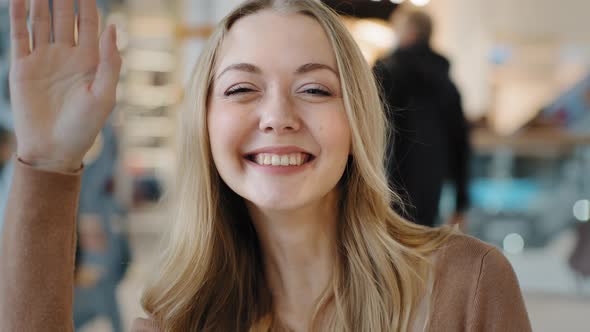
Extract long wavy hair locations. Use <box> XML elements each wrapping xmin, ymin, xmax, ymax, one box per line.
<box><xmin>141</xmin><ymin>1</ymin><xmax>454</xmax><ymax>331</ymax></box>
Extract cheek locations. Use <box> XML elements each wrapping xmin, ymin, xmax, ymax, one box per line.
<box><xmin>207</xmin><ymin>106</ymin><xmax>246</xmax><ymax>160</ymax></box>
<box><xmin>316</xmin><ymin>110</ymin><xmax>351</xmax><ymax>157</ymax></box>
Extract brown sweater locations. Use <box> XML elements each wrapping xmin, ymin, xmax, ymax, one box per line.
<box><xmin>0</xmin><ymin>160</ymin><xmax>532</xmax><ymax>331</ymax></box>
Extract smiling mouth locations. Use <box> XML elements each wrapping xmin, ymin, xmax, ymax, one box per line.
<box><xmin>245</xmin><ymin>152</ymin><xmax>315</xmax><ymax>166</ymax></box>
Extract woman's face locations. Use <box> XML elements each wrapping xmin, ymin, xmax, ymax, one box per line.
<box><xmin>208</xmin><ymin>10</ymin><xmax>351</xmax><ymax>211</ymax></box>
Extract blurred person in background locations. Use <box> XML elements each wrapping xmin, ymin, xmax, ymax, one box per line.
<box><xmin>373</xmin><ymin>8</ymin><xmax>471</xmax><ymax>229</ymax></box>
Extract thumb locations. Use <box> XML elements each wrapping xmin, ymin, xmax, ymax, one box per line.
<box><xmin>92</xmin><ymin>25</ymin><xmax>122</xmax><ymax>103</ymax></box>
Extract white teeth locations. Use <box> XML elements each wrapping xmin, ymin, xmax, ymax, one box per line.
<box><xmin>280</xmin><ymin>155</ymin><xmax>290</xmax><ymax>166</ymax></box>
<box><xmin>251</xmin><ymin>153</ymin><xmax>310</xmax><ymax>167</ymax></box>
<box><xmin>271</xmin><ymin>155</ymin><xmax>280</xmax><ymax>166</ymax></box>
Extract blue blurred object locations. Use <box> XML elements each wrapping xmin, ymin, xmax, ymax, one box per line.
<box><xmin>0</xmin><ymin>6</ymin><xmax>12</xmax><ymax>233</ymax></box>
<box><xmin>0</xmin><ymin>6</ymin><xmax>8</xmax><ymax>58</ymax></box>
<box><xmin>0</xmin><ymin>159</ymin><xmax>12</xmax><ymax>233</ymax></box>
<box><xmin>489</xmin><ymin>44</ymin><xmax>513</xmax><ymax>65</ymax></box>
<box><xmin>470</xmin><ymin>178</ymin><xmax>541</xmax><ymax>212</ymax></box>
<box><xmin>543</xmin><ymin>72</ymin><xmax>590</xmax><ymax>134</ymax></box>
<box><xmin>0</xmin><ymin>6</ymin><xmax>13</xmax><ymax>130</ymax></box>
<box><xmin>75</xmin><ymin>120</ymin><xmax>129</xmax><ymax>332</ymax></box>
<box><xmin>0</xmin><ymin>66</ymin><xmax>12</xmax><ymax>130</ymax></box>
<box><xmin>133</xmin><ymin>174</ymin><xmax>162</xmax><ymax>204</ymax></box>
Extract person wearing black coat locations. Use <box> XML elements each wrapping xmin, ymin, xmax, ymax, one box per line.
<box><xmin>373</xmin><ymin>9</ymin><xmax>471</xmax><ymax>228</ymax></box>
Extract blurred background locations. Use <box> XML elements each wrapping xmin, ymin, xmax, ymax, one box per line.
<box><xmin>0</xmin><ymin>0</ymin><xmax>589</xmax><ymax>331</ymax></box>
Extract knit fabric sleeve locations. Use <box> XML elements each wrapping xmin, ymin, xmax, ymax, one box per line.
<box><xmin>467</xmin><ymin>248</ymin><xmax>532</xmax><ymax>332</ymax></box>
<box><xmin>0</xmin><ymin>158</ymin><xmax>82</xmax><ymax>332</ymax></box>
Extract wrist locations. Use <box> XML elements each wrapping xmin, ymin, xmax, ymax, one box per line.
<box><xmin>18</xmin><ymin>157</ymin><xmax>83</xmax><ymax>173</ymax></box>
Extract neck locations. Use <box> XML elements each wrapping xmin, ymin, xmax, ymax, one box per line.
<box><xmin>247</xmin><ymin>190</ymin><xmax>340</xmax><ymax>330</ymax></box>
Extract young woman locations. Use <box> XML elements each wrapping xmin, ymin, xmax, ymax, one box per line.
<box><xmin>0</xmin><ymin>0</ymin><xmax>531</xmax><ymax>331</ymax></box>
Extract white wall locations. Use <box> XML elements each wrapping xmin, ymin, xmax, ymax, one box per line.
<box><xmin>425</xmin><ymin>0</ymin><xmax>492</xmax><ymax>119</ymax></box>
<box><xmin>424</xmin><ymin>0</ymin><xmax>589</xmax><ymax>129</ymax></box>
<box><xmin>485</xmin><ymin>0</ymin><xmax>590</xmax><ymax>42</ymax></box>
<box><xmin>178</xmin><ymin>0</ymin><xmax>244</xmax><ymax>83</ymax></box>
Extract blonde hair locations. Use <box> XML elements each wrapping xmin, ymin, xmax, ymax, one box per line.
<box><xmin>141</xmin><ymin>1</ymin><xmax>454</xmax><ymax>331</ymax></box>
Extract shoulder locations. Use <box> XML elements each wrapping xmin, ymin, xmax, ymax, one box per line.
<box><xmin>428</xmin><ymin>236</ymin><xmax>532</xmax><ymax>330</ymax></box>
<box><xmin>131</xmin><ymin>317</ymin><xmax>161</xmax><ymax>332</ymax></box>
<box><xmin>436</xmin><ymin>233</ymin><xmax>523</xmax><ymax>291</ymax></box>
<box><xmin>372</xmin><ymin>56</ymin><xmax>390</xmax><ymax>77</ymax></box>
<box><xmin>435</xmin><ymin>233</ymin><xmax>497</xmax><ymax>266</ymax></box>
<box><xmin>374</xmin><ymin>52</ymin><xmax>403</xmax><ymax>72</ymax></box>
<box><xmin>428</xmin><ymin>49</ymin><xmax>451</xmax><ymax>67</ymax></box>
<box><xmin>431</xmin><ymin>234</ymin><xmax>515</xmax><ymax>300</ymax></box>
<box><xmin>429</xmin><ymin>234</ymin><xmax>531</xmax><ymax>330</ymax></box>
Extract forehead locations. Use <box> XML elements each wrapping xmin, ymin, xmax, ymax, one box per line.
<box><xmin>215</xmin><ymin>10</ymin><xmax>338</xmax><ymax>73</ymax></box>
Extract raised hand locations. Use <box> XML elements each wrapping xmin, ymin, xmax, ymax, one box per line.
<box><xmin>9</xmin><ymin>0</ymin><xmax>122</xmax><ymax>172</ymax></box>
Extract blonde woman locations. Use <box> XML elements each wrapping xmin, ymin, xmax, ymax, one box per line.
<box><xmin>0</xmin><ymin>0</ymin><xmax>531</xmax><ymax>331</ymax></box>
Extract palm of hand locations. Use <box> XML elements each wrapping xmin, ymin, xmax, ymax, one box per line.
<box><xmin>9</xmin><ymin>0</ymin><xmax>121</xmax><ymax>171</ymax></box>
<box><xmin>11</xmin><ymin>46</ymin><xmax>104</xmax><ymax>163</ymax></box>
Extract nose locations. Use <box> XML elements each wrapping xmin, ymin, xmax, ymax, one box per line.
<box><xmin>258</xmin><ymin>93</ymin><xmax>301</xmax><ymax>134</ymax></box>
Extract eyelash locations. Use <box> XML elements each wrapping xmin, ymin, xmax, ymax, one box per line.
<box><xmin>224</xmin><ymin>86</ymin><xmax>252</xmax><ymax>96</ymax></box>
<box><xmin>303</xmin><ymin>87</ymin><xmax>332</xmax><ymax>96</ymax></box>
<box><xmin>224</xmin><ymin>85</ymin><xmax>332</xmax><ymax>97</ymax></box>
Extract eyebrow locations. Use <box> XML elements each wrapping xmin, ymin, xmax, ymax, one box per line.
<box><xmin>216</xmin><ymin>63</ymin><xmax>261</xmax><ymax>80</ymax></box>
<box><xmin>216</xmin><ymin>62</ymin><xmax>339</xmax><ymax>80</ymax></box>
<box><xmin>295</xmin><ymin>63</ymin><xmax>339</xmax><ymax>76</ymax></box>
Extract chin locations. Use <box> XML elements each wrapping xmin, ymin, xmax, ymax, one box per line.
<box><xmin>247</xmin><ymin>196</ymin><xmax>308</xmax><ymax>212</ymax></box>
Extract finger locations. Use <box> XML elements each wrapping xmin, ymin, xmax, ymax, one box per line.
<box><xmin>78</xmin><ymin>0</ymin><xmax>99</xmax><ymax>48</ymax></box>
<box><xmin>93</xmin><ymin>26</ymin><xmax>121</xmax><ymax>104</ymax></box>
<box><xmin>9</xmin><ymin>0</ymin><xmax>31</xmax><ymax>58</ymax></box>
<box><xmin>30</xmin><ymin>0</ymin><xmax>51</xmax><ymax>49</ymax></box>
<box><xmin>52</xmin><ymin>0</ymin><xmax>75</xmax><ymax>45</ymax></box>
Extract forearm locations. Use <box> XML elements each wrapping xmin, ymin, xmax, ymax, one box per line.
<box><xmin>0</xmin><ymin>159</ymin><xmax>81</xmax><ymax>332</ymax></box>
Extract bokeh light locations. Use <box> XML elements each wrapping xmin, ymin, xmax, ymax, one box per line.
<box><xmin>573</xmin><ymin>199</ymin><xmax>590</xmax><ymax>222</ymax></box>
<box><xmin>503</xmin><ymin>233</ymin><xmax>525</xmax><ymax>254</ymax></box>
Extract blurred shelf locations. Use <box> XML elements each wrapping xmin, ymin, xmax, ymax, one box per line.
<box><xmin>125</xmin><ymin>50</ymin><xmax>176</xmax><ymax>73</ymax></box>
<box><xmin>125</xmin><ymin>147</ymin><xmax>175</xmax><ymax>170</ymax></box>
<box><xmin>124</xmin><ymin>116</ymin><xmax>174</xmax><ymax>138</ymax></box>
<box><xmin>123</xmin><ymin>84</ymin><xmax>181</xmax><ymax>108</ymax></box>
<box><xmin>472</xmin><ymin>127</ymin><xmax>590</xmax><ymax>156</ymax></box>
